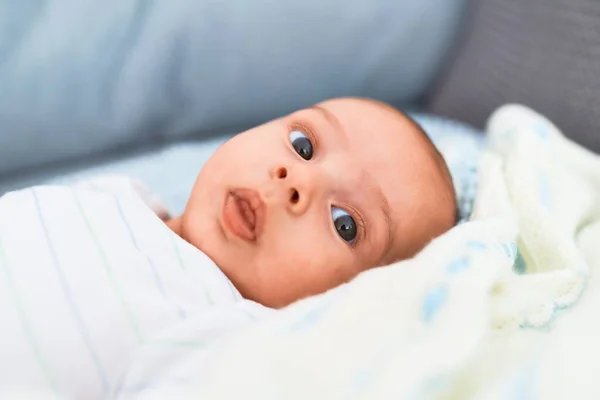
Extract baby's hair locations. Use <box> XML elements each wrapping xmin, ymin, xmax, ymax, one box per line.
<box><xmin>361</xmin><ymin>98</ymin><xmax>459</xmax><ymax>226</ymax></box>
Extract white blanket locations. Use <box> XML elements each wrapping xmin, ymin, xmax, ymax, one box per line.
<box><xmin>119</xmin><ymin>104</ymin><xmax>600</xmax><ymax>400</ymax></box>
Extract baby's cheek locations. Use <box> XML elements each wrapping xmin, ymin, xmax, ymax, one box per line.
<box><xmin>250</xmin><ymin>220</ymin><xmax>357</xmax><ymax>306</ymax></box>
<box><xmin>268</xmin><ymin>251</ymin><xmax>353</xmax><ymax>302</ymax></box>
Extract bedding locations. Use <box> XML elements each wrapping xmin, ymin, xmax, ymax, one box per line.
<box><xmin>0</xmin><ymin>176</ymin><xmax>273</xmax><ymax>398</ymax></box>
<box><xmin>414</xmin><ymin>113</ymin><xmax>484</xmax><ymax>221</ymax></box>
<box><xmin>111</xmin><ymin>104</ymin><xmax>600</xmax><ymax>399</ymax></box>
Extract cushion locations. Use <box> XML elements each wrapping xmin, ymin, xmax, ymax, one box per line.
<box><xmin>428</xmin><ymin>0</ymin><xmax>600</xmax><ymax>153</ymax></box>
<box><xmin>0</xmin><ymin>0</ymin><xmax>467</xmax><ymax>176</ymax></box>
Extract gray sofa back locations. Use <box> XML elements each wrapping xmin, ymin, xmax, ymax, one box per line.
<box><xmin>0</xmin><ymin>0</ymin><xmax>467</xmax><ymax>177</ymax></box>
<box><xmin>429</xmin><ymin>0</ymin><xmax>600</xmax><ymax>153</ymax></box>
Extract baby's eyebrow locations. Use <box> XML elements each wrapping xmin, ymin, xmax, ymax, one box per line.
<box><xmin>375</xmin><ymin>183</ymin><xmax>394</xmax><ymax>260</ymax></box>
<box><xmin>308</xmin><ymin>105</ymin><xmax>344</xmax><ymax>137</ymax></box>
<box><xmin>361</xmin><ymin>169</ymin><xmax>394</xmax><ymax>261</ymax></box>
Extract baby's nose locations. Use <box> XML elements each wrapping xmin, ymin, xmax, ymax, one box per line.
<box><xmin>272</xmin><ymin>165</ymin><xmax>315</xmax><ymax>216</ymax></box>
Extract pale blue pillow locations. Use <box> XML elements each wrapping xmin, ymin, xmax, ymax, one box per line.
<box><xmin>411</xmin><ymin>114</ymin><xmax>484</xmax><ymax>222</ymax></box>
<box><xmin>0</xmin><ymin>0</ymin><xmax>467</xmax><ymax>176</ymax></box>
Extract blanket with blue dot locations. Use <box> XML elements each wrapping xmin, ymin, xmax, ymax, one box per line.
<box><xmin>120</xmin><ymin>105</ymin><xmax>600</xmax><ymax>400</ymax></box>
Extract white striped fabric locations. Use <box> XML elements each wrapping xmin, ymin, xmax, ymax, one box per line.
<box><xmin>0</xmin><ymin>178</ymin><xmax>272</xmax><ymax>399</ymax></box>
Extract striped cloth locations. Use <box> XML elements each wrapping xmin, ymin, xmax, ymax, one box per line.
<box><xmin>0</xmin><ymin>178</ymin><xmax>272</xmax><ymax>399</ymax></box>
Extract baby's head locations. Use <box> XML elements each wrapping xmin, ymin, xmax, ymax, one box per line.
<box><xmin>169</xmin><ymin>98</ymin><xmax>456</xmax><ymax>307</ymax></box>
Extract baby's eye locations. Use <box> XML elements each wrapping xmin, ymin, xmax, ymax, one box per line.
<box><xmin>289</xmin><ymin>130</ymin><xmax>313</xmax><ymax>160</ymax></box>
<box><xmin>331</xmin><ymin>207</ymin><xmax>357</xmax><ymax>244</ymax></box>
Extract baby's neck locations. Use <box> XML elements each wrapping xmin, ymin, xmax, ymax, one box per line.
<box><xmin>165</xmin><ymin>216</ymin><xmax>183</xmax><ymax>237</ymax></box>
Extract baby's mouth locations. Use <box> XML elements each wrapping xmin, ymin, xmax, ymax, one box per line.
<box><xmin>222</xmin><ymin>188</ymin><xmax>265</xmax><ymax>242</ymax></box>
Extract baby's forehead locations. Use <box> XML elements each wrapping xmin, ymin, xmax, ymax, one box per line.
<box><xmin>320</xmin><ymin>102</ymin><xmax>449</xmax><ymax>197</ymax></box>
<box><xmin>316</xmin><ymin>99</ymin><xmax>429</xmax><ymax>165</ymax></box>
<box><xmin>316</xmin><ymin>98</ymin><xmax>423</xmax><ymax>144</ymax></box>
<box><xmin>318</xmin><ymin>101</ymin><xmax>431</xmax><ymax>188</ymax></box>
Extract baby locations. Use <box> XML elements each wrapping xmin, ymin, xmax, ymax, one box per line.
<box><xmin>0</xmin><ymin>97</ymin><xmax>456</xmax><ymax>397</ymax></box>
<box><xmin>166</xmin><ymin>97</ymin><xmax>457</xmax><ymax>307</ymax></box>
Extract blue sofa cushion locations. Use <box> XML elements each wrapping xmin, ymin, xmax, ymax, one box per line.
<box><xmin>0</xmin><ymin>0</ymin><xmax>467</xmax><ymax>176</ymax></box>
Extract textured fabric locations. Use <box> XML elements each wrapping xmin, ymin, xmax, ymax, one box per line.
<box><xmin>0</xmin><ymin>178</ymin><xmax>271</xmax><ymax>398</ymax></box>
<box><xmin>0</xmin><ymin>113</ymin><xmax>485</xmax><ymax>218</ymax></box>
<box><xmin>428</xmin><ymin>0</ymin><xmax>600</xmax><ymax>153</ymax></box>
<box><xmin>0</xmin><ymin>0</ymin><xmax>467</xmax><ymax>176</ymax></box>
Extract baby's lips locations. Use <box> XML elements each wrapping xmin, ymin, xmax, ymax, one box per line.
<box><xmin>230</xmin><ymin>188</ymin><xmax>266</xmax><ymax>239</ymax></box>
<box><xmin>222</xmin><ymin>193</ymin><xmax>256</xmax><ymax>241</ymax></box>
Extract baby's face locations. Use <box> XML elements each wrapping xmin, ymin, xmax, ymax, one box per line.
<box><xmin>175</xmin><ymin>98</ymin><xmax>455</xmax><ymax>307</ymax></box>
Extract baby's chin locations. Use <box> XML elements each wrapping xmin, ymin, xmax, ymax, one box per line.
<box><xmin>235</xmin><ymin>278</ymin><xmax>322</xmax><ymax>309</ymax></box>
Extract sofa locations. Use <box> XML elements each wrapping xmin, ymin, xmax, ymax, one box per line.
<box><xmin>1</xmin><ymin>0</ymin><xmax>598</xmax><ymax>213</ymax></box>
